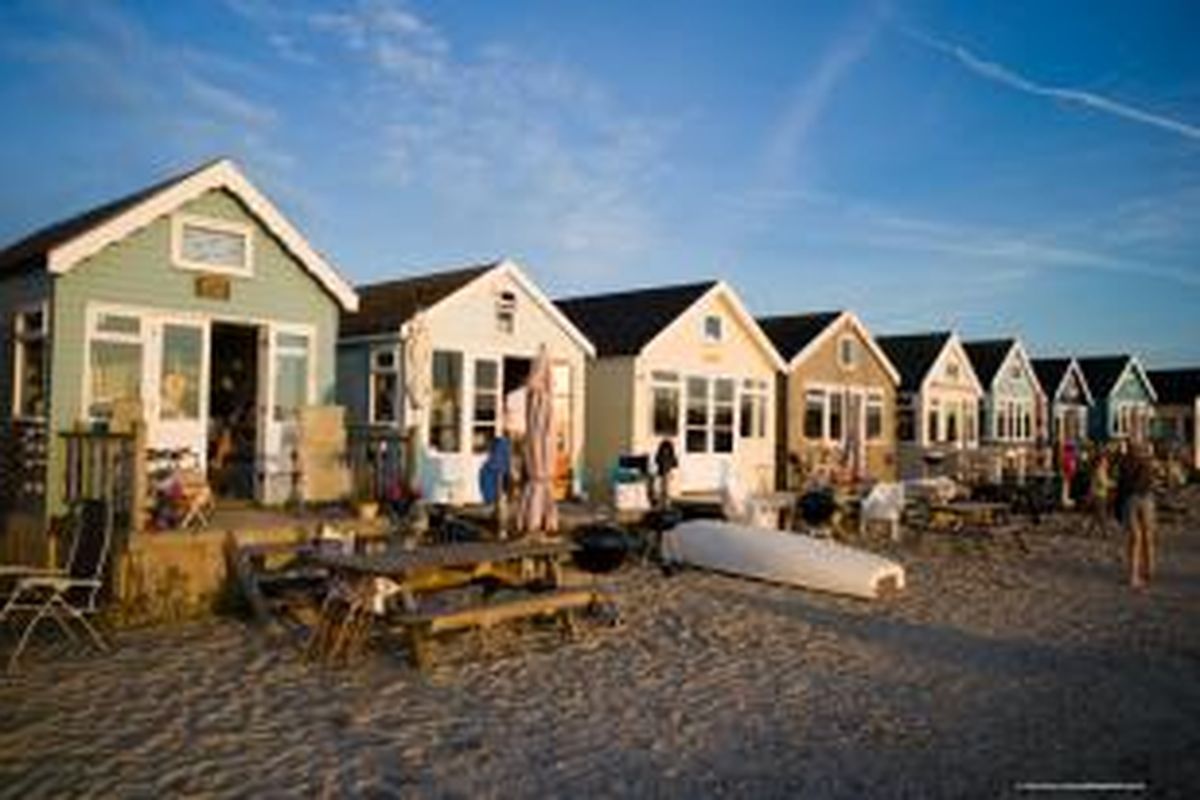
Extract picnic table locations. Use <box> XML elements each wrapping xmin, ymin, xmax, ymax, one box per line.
<box><xmin>927</xmin><ymin>500</ymin><xmax>1029</xmax><ymax>553</ymax></box>
<box><xmin>306</xmin><ymin>539</ymin><xmax>612</xmax><ymax>668</ymax></box>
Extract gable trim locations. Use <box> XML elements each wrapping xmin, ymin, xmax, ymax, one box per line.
<box><xmin>45</xmin><ymin>159</ymin><xmax>359</xmax><ymax>311</ymax></box>
<box><xmin>920</xmin><ymin>333</ymin><xmax>985</xmax><ymax>397</ymax></box>
<box><xmin>1057</xmin><ymin>359</ymin><xmax>1095</xmax><ymax>406</ymax></box>
<box><xmin>786</xmin><ymin>310</ymin><xmax>901</xmax><ymax>385</ymax></box>
<box><xmin>992</xmin><ymin>341</ymin><xmax>1047</xmax><ymax>402</ymax></box>
<box><xmin>1115</xmin><ymin>356</ymin><xmax>1159</xmax><ymax>404</ymax></box>
<box><xmin>640</xmin><ymin>281</ymin><xmax>786</xmax><ymax>370</ymax></box>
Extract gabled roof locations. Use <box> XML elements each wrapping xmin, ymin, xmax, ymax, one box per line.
<box><xmin>758</xmin><ymin>310</ymin><xmax>900</xmax><ymax>385</ymax></box>
<box><xmin>555</xmin><ymin>280</ymin><xmax>718</xmax><ymax>357</ymax></box>
<box><xmin>344</xmin><ymin>263</ymin><xmax>496</xmax><ymax>337</ymax></box>
<box><xmin>344</xmin><ymin>259</ymin><xmax>596</xmax><ymax>356</ymax></box>
<box><xmin>1031</xmin><ymin>357</ymin><xmax>1094</xmax><ymax>406</ymax></box>
<box><xmin>0</xmin><ymin>158</ymin><xmax>358</xmax><ymax>310</ymax></box>
<box><xmin>1078</xmin><ymin>355</ymin><xmax>1157</xmax><ymax>402</ymax></box>
<box><xmin>1147</xmin><ymin>368</ymin><xmax>1200</xmax><ymax>406</ymax></box>
<box><xmin>757</xmin><ymin>311</ymin><xmax>842</xmax><ymax>361</ymax></box>
<box><xmin>876</xmin><ymin>332</ymin><xmax>954</xmax><ymax>392</ymax></box>
<box><xmin>963</xmin><ymin>339</ymin><xmax>1016</xmax><ymax>388</ymax></box>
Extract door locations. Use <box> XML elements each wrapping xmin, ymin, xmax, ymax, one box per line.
<box><xmin>257</xmin><ymin>324</ymin><xmax>314</xmax><ymax>504</ymax></box>
<box><xmin>145</xmin><ymin>317</ymin><xmax>209</xmax><ymax>470</ymax></box>
<box><xmin>680</xmin><ymin>375</ymin><xmax>736</xmax><ymax>492</ymax></box>
<box><xmin>551</xmin><ymin>362</ymin><xmax>573</xmax><ymax>499</ymax></box>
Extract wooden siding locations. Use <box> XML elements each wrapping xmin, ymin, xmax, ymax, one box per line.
<box><xmin>783</xmin><ymin>315</ymin><xmax>897</xmax><ymax>482</ymax></box>
<box><xmin>46</xmin><ymin>188</ymin><xmax>340</xmax><ymax>515</ymax></box>
<box><xmin>581</xmin><ymin>356</ymin><xmax>636</xmax><ymax>499</ymax></box>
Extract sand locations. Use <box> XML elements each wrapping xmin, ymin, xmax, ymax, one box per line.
<box><xmin>2</xmin><ymin>487</ymin><xmax>1199</xmax><ymax>798</ymax></box>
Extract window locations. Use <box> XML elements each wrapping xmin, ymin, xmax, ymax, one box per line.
<box><xmin>472</xmin><ymin>359</ymin><xmax>499</xmax><ymax>453</ymax></box>
<box><xmin>88</xmin><ymin>312</ymin><xmax>143</xmax><ymax>420</ymax></box>
<box><xmin>838</xmin><ymin>336</ymin><xmax>858</xmax><ymax>370</ymax></box>
<box><xmin>966</xmin><ymin>406</ymin><xmax>977</xmax><ymax>444</ymax></box>
<box><xmin>946</xmin><ymin>362</ymin><xmax>960</xmax><ymax>380</ymax></box>
<box><xmin>713</xmin><ymin>378</ymin><xmax>735</xmax><ymax>453</ymax></box>
<box><xmin>946</xmin><ymin>408</ymin><xmax>959</xmax><ymax>443</ymax></box>
<box><xmin>829</xmin><ymin>391</ymin><xmax>844</xmax><ymax>442</ymax></box>
<box><xmin>865</xmin><ymin>392</ymin><xmax>883</xmax><ymax>441</ymax></box>
<box><xmin>1022</xmin><ymin>407</ymin><xmax>1033</xmax><ymax>440</ymax></box>
<box><xmin>496</xmin><ymin>290</ymin><xmax>516</xmax><ymax>334</ymax></box>
<box><xmin>927</xmin><ymin>399</ymin><xmax>941</xmax><ymax>443</ymax></box>
<box><xmin>370</xmin><ymin>348</ymin><xmax>399</xmax><ymax>424</ymax></box>
<box><xmin>897</xmin><ymin>396</ymin><xmax>916</xmax><ymax>442</ymax></box>
<box><xmin>273</xmin><ymin>332</ymin><xmax>309</xmax><ymax>422</ymax></box>
<box><xmin>804</xmin><ymin>389</ymin><xmax>826</xmax><ymax>439</ymax></box>
<box><xmin>685</xmin><ymin>377</ymin><xmax>709</xmax><ymax>452</ymax></box>
<box><xmin>160</xmin><ymin>324</ymin><xmax>202</xmax><ymax>420</ymax></box>
<box><xmin>430</xmin><ymin>350</ymin><xmax>463</xmax><ymax>452</ymax></box>
<box><xmin>173</xmin><ymin>215</ymin><xmax>252</xmax><ymax>275</ymax></box>
<box><xmin>740</xmin><ymin>378</ymin><xmax>768</xmax><ymax>439</ymax></box>
<box><xmin>703</xmin><ymin>315</ymin><xmax>723</xmax><ymax>343</ymax></box>
<box><xmin>651</xmin><ymin>371</ymin><xmax>680</xmax><ymax>437</ymax></box>
<box><xmin>13</xmin><ymin>306</ymin><xmax>47</xmax><ymax>418</ymax></box>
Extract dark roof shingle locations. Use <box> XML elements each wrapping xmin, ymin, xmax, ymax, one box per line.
<box><xmin>1031</xmin><ymin>358</ymin><xmax>1072</xmax><ymax>398</ymax></box>
<box><xmin>963</xmin><ymin>339</ymin><xmax>1016</xmax><ymax>388</ymax></box>
<box><xmin>1147</xmin><ymin>368</ymin><xmax>1200</xmax><ymax>406</ymax></box>
<box><xmin>1077</xmin><ymin>356</ymin><xmax>1133</xmax><ymax>399</ymax></box>
<box><xmin>342</xmin><ymin>263</ymin><xmax>497</xmax><ymax>336</ymax></box>
<box><xmin>876</xmin><ymin>332</ymin><xmax>953</xmax><ymax>392</ymax></box>
<box><xmin>555</xmin><ymin>281</ymin><xmax>717</xmax><ymax>357</ymax></box>
<box><xmin>757</xmin><ymin>311</ymin><xmax>842</xmax><ymax>362</ymax></box>
<box><xmin>0</xmin><ymin>159</ymin><xmax>223</xmax><ymax>276</ymax></box>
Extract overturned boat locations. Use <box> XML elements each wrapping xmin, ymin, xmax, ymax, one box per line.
<box><xmin>661</xmin><ymin>520</ymin><xmax>906</xmax><ymax>600</ymax></box>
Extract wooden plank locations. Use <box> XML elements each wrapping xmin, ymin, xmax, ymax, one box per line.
<box><xmin>397</xmin><ymin>588</ymin><xmax>608</xmax><ymax>635</ymax></box>
<box><xmin>313</xmin><ymin>539</ymin><xmax>575</xmax><ymax>576</ymax></box>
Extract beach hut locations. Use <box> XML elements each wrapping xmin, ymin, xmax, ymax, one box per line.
<box><xmin>1077</xmin><ymin>356</ymin><xmax>1157</xmax><ymax>443</ymax></box>
<box><xmin>338</xmin><ymin>260</ymin><xmax>595</xmax><ymax>504</ymax></box>
<box><xmin>556</xmin><ymin>280</ymin><xmax>784</xmax><ymax>500</ymax></box>
<box><xmin>757</xmin><ymin>310</ymin><xmax>900</xmax><ymax>486</ymax></box>
<box><xmin>876</xmin><ymin>332</ymin><xmax>984</xmax><ymax>479</ymax></box>
<box><xmin>964</xmin><ymin>338</ymin><xmax>1047</xmax><ymax>476</ymax></box>
<box><xmin>1147</xmin><ymin>368</ymin><xmax>1200</xmax><ymax>470</ymax></box>
<box><xmin>1031</xmin><ymin>357</ymin><xmax>1093</xmax><ymax>448</ymax></box>
<box><xmin>0</xmin><ymin>158</ymin><xmax>358</xmax><ymax>538</ymax></box>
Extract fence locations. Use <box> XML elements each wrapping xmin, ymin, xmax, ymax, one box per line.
<box><xmin>60</xmin><ymin>429</ymin><xmax>140</xmax><ymax>530</ymax></box>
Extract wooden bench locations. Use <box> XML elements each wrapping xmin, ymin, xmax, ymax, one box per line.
<box><xmin>394</xmin><ymin>586</ymin><xmax>615</xmax><ymax>669</ymax></box>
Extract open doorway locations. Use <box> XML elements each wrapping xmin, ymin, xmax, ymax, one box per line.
<box><xmin>208</xmin><ymin>322</ymin><xmax>259</xmax><ymax>499</ymax></box>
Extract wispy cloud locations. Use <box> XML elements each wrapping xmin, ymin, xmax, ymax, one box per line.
<box><xmin>906</xmin><ymin>28</ymin><xmax>1200</xmax><ymax>142</ymax></box>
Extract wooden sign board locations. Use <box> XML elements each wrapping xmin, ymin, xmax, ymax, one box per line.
<box><xmin>196</xmin><ymin>274</ymin><xmax>232</xmax><ymax>301</ymax></box>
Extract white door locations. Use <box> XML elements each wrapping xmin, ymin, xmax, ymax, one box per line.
<box><xmin>257</xmin><ymin>324</ymin><xmax>314</xmax><ymax>504</ymax></box>
<box><xmin>679</xmin><ymin>375</ymin><xmax>736</xmax><ymax>492</ymax></box>
<box><xmin>145</xmin><ymin>317</ymin><xmax>209</xmax><ymax>470</ymax></box>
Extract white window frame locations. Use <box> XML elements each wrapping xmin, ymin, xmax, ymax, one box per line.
<box><xmin>271</xmin><ymin>325</ymin><xmax>315</xmax><ymax>423</ymax></box>
<box><xmin>496</xmin><ymin>289</ymin><xmax>517</xmax><ymax>335</ymax></box>
<box><xmin>368</xmin><ymin>345</ymin><xmax>401</xmax><ymax>425</ymax></box>
<box><xmin>702</xmin><ymin>314</ymin><xmax>723</xmax><ymax>343</ymax></box>
<box><xmin>471</xmin><ymin>357</ymin><xmax>501</xmax><ymax>453</ymax></box>
<box><xmin>171</xmin><ymin>212</ymin><xmax>255</xmax><ymax>277</ymax></box>
<box><xmin>739</xmin><ymin>378</ymin><xmax>769</xmax><ymax>440</ymax></box>
<box><xmin>82</xmin><ymin>306</ymin><xmax>147</xmax><ymax>422</ymax></box>
<box><xmin>12</xmin><ymin>302</ymin><xmax>48</xmax><ymax>421</ymax></box>
<box><xmin>837</xmin><ymin>335</ymin><xmax>858</xmax><ymax>371</ymax></box>
<box><xmin>650</xmin><ymin>370</ymin><xmax>682</xmax><ymax>439</ymax></box>
<box><xmin>865</xmin><ymin>391</ymin><xmax>884</xmax><ymax>442</ymax></box>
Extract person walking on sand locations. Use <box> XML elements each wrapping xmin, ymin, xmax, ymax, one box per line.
<box><xmin>1085</xmin><ymin>448</ymin><xmax>1113</xmax><ymax>536</ymax></box>
<box><xmin>1116</xmin><ymin>441</ymin><xmax>1156</xmax><ymax>589</ymax></box>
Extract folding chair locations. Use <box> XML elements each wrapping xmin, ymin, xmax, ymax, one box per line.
<box><xmin>177</xmin><ymin>468</ymin><xmax>215</xmax><ymax>530</ymax></box>
<box><xmin>0</xmin><ymin>500</ymin><xmax>113</xmax><ymax>672</ymax></box>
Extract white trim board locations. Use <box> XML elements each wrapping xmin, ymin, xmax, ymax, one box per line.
<box><xmin>46</xmin><ymin>159</ymin><xmax>359</xmax><ymax>312</ymax></box>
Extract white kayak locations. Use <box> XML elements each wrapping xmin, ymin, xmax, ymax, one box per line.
<box><xmin>661</xmin><ymin>520</ymin><xmax>906</xmax><ymax>600</ymax></box>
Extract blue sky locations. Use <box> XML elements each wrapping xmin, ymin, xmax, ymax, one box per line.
<box><xmin>1</xmin><ymin>0</ymin><xmax>1198</xmax><ymax>364</ymax></box>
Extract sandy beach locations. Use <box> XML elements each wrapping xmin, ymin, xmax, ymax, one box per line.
<box><xmin>2</xmin><ymin>490</ymin><xmax>1199</xmax><ymax>799</ymax></box>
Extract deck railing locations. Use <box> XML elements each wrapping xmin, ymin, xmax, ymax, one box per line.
<box><xmin>346</xmin><ymin>425</ymin><xmax>412</xmax><ymax>502</ymax></box>
<box><xmin>0</xmin><ymin>418</ymin><xmax>49</xmax><ymax>513</ymax></box>
<box><xmin>60</xmin><ymin>429</ymin><xmax>140</xmax><ymax>526</ymax></box>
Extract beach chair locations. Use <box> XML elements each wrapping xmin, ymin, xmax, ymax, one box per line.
<box><xmin>177</xmin><ymin>468</ymin><xmax>215</xmax><ymax>530</ymax></box>
<box><xmin>0</xmin><ymin>500</ymin><xmax>112</xmax><ymax>672</ymax></box>
<box><xmin>860</xmin><ymin>482</ymin><xmax>905</xmax><ymax>541</ymax></box>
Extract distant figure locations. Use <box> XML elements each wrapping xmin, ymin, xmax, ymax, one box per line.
<box><xmin>653</xmin><ymin>438</ymin><xmax>678</xmax><ymax>508</ymax></box>
<box><xmin>1116</xmin><ymin>442</ymin><xmax>1156</xmax><ymax>589</ymax></box>
<box><xmin>1060</xmin><ymin>439</ymin><xmax>1078</xmax><ymax>508</ymax></box>
<box><xmin>1085</xmin><ymin>449</ymin><xmax>1113</xmax><ymax>537</ymax></box>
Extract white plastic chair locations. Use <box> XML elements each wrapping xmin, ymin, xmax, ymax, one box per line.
<box><xmin>860</xmin><ymin>482</ymin><xmax>906</xmax><ymax>541</ymax></box>
<box><xmin>0</xmin><ymin>501</ymin><xmax>112</xmax><ymax>672</ymax></box>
